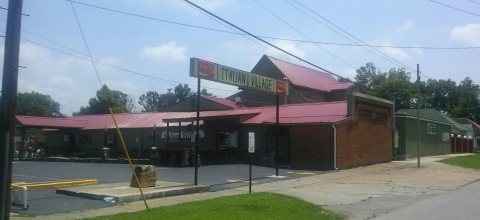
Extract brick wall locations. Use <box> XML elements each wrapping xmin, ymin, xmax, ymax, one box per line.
<box><xmin>336</xmin><ymin>102</ymin><xmax>392</xmax><ymax>169</ymax></box>
<box><xmin>289</xmin><ymin>125</ymin><xmax>334</xmax><ymax>170</ymax></box>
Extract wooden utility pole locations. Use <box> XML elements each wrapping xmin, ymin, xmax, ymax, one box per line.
<box><xmin>0</xmin><ymin>0</ymin><xmax>23</xmax><ymax>219</ymax></box>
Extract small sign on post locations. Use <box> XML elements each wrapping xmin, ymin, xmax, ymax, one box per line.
<box><xmin>248</xmin><ymin>132</ymin><xmax>255</xmax><ymax>194</ymax></box>
<box><xmin>248</xmin><ymin>132</ymin><xmax>255</xmax><ymax>153</ymax></box>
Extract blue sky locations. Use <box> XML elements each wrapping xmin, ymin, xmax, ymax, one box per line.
<box><xmin>1</xmin><ymin>0</ymin><xmax>479</xmax><ymax>115</ymax></box>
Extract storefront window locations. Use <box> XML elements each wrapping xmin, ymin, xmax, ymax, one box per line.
<box><xmin>217</xmin><ymin>132</ymin><xmax>238</xmax><ymax>148</ymax></box>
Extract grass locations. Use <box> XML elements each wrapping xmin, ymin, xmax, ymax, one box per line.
<box><xmin>439</xmin><ymin>154</ymin><xmax>480</xmax><ymax>169</ymax></box>
<box><xmin>84</xmin><ymin>193</ymin><xmax>343</xmax><ymax>220</ymax></box>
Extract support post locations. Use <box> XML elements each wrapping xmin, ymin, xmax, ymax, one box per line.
<box><xmin>152</xmin><ymin>124</ymin><xmax>156</xmax><ymax>147</ymax></box>
<box><xmin>275</xmin><ymin>94</ymin><xmax>280</xmax><ymax>176</ymax></box>
<box><xmin>166</xmin><ymin>122</ymin><xmax>170</xmax><ymax>147</ymax></box>
<box><xmin>0</xmin><ymin>0</ymin><xmax>23</xmax><ymax>218</ymax></box>
<box><xmin>194</xmin><ymin>76</ymin><xmax>200</xmax><ymax>185</ymax></box>
<box><xmin>416</xmin><ymin>64</ymin><xmax>421</xmax><ymax>168</ymax></box>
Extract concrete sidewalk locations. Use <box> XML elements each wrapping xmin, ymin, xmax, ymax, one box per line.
<box><xmin>12</xmin><ymin>154</ymin><xmax>480</xmax><ymax>220</ymax></box>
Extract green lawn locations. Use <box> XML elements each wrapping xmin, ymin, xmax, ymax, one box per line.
<box><xmin>439</xmin><ymin>154</ymin><xmax>480</xmax><ymax>169</ymax></box>
<box><xmin>84</xmin><ymin>193</ymin><xmax>343</xmax><ymax>220</ymax></box>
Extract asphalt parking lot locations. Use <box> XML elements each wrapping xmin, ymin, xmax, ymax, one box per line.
<box><xmin>11</xmin><ymin>161</ymin><xmax>323</xmax><ymax>216</ymax></box>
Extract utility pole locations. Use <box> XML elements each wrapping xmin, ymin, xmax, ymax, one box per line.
<box><xmin>392</xmin><ymin>92</ymin><xmax>397</xmax><ymax>158</ymax></box>
<box><xmin>275</xmin><ymin>94</ymin><xmax>280</xmax><ymax>176</ymax></box>
<box><xmin>0</xmin><ymin>0</ymin><xmax>24</xmax><ymax>219</ymax></box>
<box><xmin>416</xmin><ymin>64</ymin><xmax>421</xmax><ymax>168</ymax></box>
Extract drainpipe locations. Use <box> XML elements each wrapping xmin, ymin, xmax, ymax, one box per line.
<box><xmin>332</xmin><ymin>124</ymin><xmax>337</xmax><ymax>170</ymax></box>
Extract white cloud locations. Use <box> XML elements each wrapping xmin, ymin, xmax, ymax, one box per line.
<box><xmin>141</xmin><ymin>42</ymin><xmax>187</xmax><ymax>62</ymax></box>
<box><xmin>265</xmin><ymin>40</ymin><xmax>307</xmax><ymax>62</ymax></box>
<box><xmin>449</xmin><ymin>23</ymin><xmax>480</xmax><ymax>46</ymax></box>
<box><xmin>396</xmin><ymin>20</ymin><xmax>414</xmax><ymax>33</ymax></box>
<box><xmin>378</xmin><ymin>42</ymin><xmax>410</xmax><ymax>60</ymax></box>
<box><xmin>0</xmin><ymin>42</ymin><xmax>132</xmax><ymax>116</ymax></box>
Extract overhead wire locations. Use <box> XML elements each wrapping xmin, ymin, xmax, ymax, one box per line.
<box><xmin>253</xmin><ymin>0</ymin><xmax>357</xmax><ymax>70</ymax></box>
<box><xmin>427</xmin><ymin>0</ymin><xmax>480</xmax><ymax>18</ymax></box>
<box><xmin>63</xmin><ymin>0</ymin><xmax>480</xmax><ymax>50</ymax></box>
<box><xmin>69</xmin><ymin>1</ymin><xmax>103</xmax><ymax>87</ymax></box>
<box><xmin>287</xmin><ymin>0</ymin><xmax>438</xmax><ymax>81</ymax></box>
<box><xmin>286</xmin><ymin>0</ymin><xmax>414</xmax><ymax>72</ymax></box>
<box><xmin>0</xmin><ymin>25</ymin><xmax>240</xmax><ymax>93</ymax></box>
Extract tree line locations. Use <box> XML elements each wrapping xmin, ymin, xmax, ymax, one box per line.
<box><xmin>12</xmin><ymin>63</ymin><xmax>480</xmax><ymax>123</ymax></box>
<box><xmin>14</xmin><ymin>83</ymin><xmax>212</xmax><ymax>117</ymax></box>
<box><xmin>355</xmin><ymin>63</ymin><xmax>480</xmax><ymax>122</ymax></box>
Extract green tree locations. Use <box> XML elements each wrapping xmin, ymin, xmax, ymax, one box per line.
<box><xmin>450</xmin><ymin>77</ymin><xmax>480</xmax><ymax>122</ymax></box>
<box><xmin>16</xmin><ymin>91</ymin><xmax>63</xmax><ymax>117</ymax></box>
<box><xmin>138</xmin><ymin>91</ymin><xmax>161</xmax><ymax>112</ymax></box>
<box><xmin>74</xmin><ymin>85</ymin><xmax>130</xmax><ymax>115</ymax></box>
<box><xmin>355</xmin><ymin>63</ymin><xmax>415</xmax><ymax>110</ymax></box>
<box><xmin>174</xmin><ymin>84</ymin><xmax>192</xmax><ymax>102</ymax></box>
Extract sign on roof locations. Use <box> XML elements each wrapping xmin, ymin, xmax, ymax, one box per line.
<box><xmin>190</xmin><ymin>58</ymin><xmax>288</xmax><ymax>96</ymax></box>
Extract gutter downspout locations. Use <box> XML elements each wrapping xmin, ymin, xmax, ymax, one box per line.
<box><xmin>332</xmin><ymin>124</ymin><xmax>337</xmax><ymax>170</ymax></box>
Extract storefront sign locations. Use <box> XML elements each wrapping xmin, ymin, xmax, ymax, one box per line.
<box><xmin>190</xmin><ymin>58</ymin><xmax>288</xmax><ymax>96</ymax></box>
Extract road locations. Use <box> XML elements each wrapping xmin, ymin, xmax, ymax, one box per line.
<box><xmin>11</xmin><ymin>161</ymin><xmax>319</xmax><ymax>216</ymax></box>
<box><xmin>374</xmin><ymin>180</ymin><xmax>480</xmax><ymax>220</ymax></box>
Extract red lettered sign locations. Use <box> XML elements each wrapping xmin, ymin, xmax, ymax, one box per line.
<box><xmin>198</xmin><ymin>60</ymin><xmax>215</xmax><ymax>79</ymax></box>
<box><xmin>276</xmin><ymin>80</ymin><xmax>288</xmax><ymax>96</ymax></box>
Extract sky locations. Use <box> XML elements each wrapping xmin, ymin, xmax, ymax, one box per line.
<box><xmin>0</xmin><ymin>0</ymin><xmax>479</xmax><ymax>115</ymax></box>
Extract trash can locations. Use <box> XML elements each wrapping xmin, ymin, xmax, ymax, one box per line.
<box><xmin>102</xmin><ymin>147</ymin><xmax>110</xmax><ymax>160</ymax></box>
<box><xmin>150</xmin><ymin>147</ymin><xmax>159</xmax><ymax>165</ymax></box>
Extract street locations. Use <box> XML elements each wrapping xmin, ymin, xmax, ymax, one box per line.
<box><xmin>374</xmin><ymin>179</ymin><xmax>480</xmax><ymax>220</ymax></box>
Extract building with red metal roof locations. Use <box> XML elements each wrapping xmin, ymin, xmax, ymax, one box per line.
<box><xmin>228</xmin><ymin>55</ymin><xmax>357</xmax><ymax>107</ymax></box>
<box><xmin>16</xmin><ymin>91</ymin><xmax>392</xmax><ymax>170</ymax></box>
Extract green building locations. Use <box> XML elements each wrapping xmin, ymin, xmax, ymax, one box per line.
<box><xmin>394</xmin><ymin>109</ymin><xmax>469</xmax><ymax>159</ymax></box>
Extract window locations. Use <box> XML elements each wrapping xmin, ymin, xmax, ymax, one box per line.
<box><xmin>427</xmin><ymin>123</ymin><xmax>437</xmax><ymax>135</ymax></box>
<box><xmin>217</xmin><ymin>132</ymin><xmax>238</xmax><ymax>148</ymax></box>
<box><xmin>63</xmin><ymin>135</ymin><xmax>70</xmax><ymax>142</ymax></box>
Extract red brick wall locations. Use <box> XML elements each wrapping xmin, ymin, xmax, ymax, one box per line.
<box><xmin>336</xmin><ymin>102</ymin><xmax>392</xmax><ymax>169</ymax></box>
<box><xmin>289</xmin><ymin>125</ymin><xmax>334</xmax><ymax>170</ymax></box>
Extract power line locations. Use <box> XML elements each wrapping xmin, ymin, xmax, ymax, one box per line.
<box><xmin>427</xmin><ymin>0</ymin><xmax>480</xmax><ymax>18</ymax></box>
<box><xmin>288</xmin><ymin>0</ymin><xmax>438</xmax><ymax>81</ymax></box>
<box><xmin>253</xmin><ymin>0</ymin><xmax>356</xmax><ymax>69</ymax></box>
<box><xmin>8</xmin><ymin>31</ymin><xmax>240</xmax><ymax>93</ymax></box>
<box><xmin>465</xmin><ymin>0</ymin><xmax>480</xmax><ymax>5</ymax></box>
<box><xmin>287</xmin><ymin>0</ymin><xmax>414</xmax><ymax>72</ymax></box>
<box><xmin>64</xmin><ymin>0</ymin><xmax>480</xmax><ymax>50</ymax></box>
<box><xmin>69</xmin><ymin>1</ymin><xmax>103</xmax><ymax>87</ymax></box>
<box><xmin>182</xmin><ymin>0</ymin><xmax>367</xmax><ymax>90</ymax></box>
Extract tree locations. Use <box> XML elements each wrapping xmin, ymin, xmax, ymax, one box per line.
<box><xmin>355</xmin><ymin>63</ymin><xmax>415</xmax><ymax>110</ymax></box>
<box><xmin>174</xmin><ymin>84</ymin><xmax>192</xmax><ymax>102</ymax></box>
<box><xmin>138</xmin><ymin>91</ymin><xmax>161</xmax><ymax>112</ymax></box>
<box><xmin>16</xmin><ymin>91</ymin><xmax>63</xmax><ymax>117</ymax></box>
<box><xmin>74</xmin><ymin>85</ymin><xmax>130</xmax><ymax>115</ymax></box>
<box><xmin>138</xmin><ymin>84</ymin><xmax>214</xmax><ymax>112</ymax></box>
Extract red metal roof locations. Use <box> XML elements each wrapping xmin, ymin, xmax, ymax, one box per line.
<box><xmin>16</xmin><ymin>116</ymin><xmax>88</xmax><ymax>128</ymax></box>
<box><xmin>266</xmin><ymin>56</ymin><xmax>353</xmax><ymax>92</ymax></box>
<box><xmin>16</xmin><ymin>101</ymin><xmax>349</xmax><ymax>129</ymax></box>
<box><xmin>165</xmin><ymin>101</ymin><xmax>349</xmax><ymax>125</ymax></box>
<box><xmin>201</xmin><ymin>95</ymin><xmax>239</xmax><ymax>109</ymax></box>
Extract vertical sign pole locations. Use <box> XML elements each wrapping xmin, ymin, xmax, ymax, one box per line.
<box><xmin>275</xmin><ymin>94</ymin><xmax>280</xmax><ymax>176</ymax></box>
<box><xmin>0</xmin><ymin>0</ymin><xmax>23</xmax><ymax>219</ymax></box>
<box><xmin>249</xmin><ymin>156</ymin><xmax>252</xmax><ymax>194</ymax></box>
<box><xmin>416</xmin><ymin>64</ymin><xmax>421</xmax><ymax>168</ymax></box>
<box><xmin>248</xmin><ymin>132</ymin><xmax>255</xmax><ymax>194</ymax></box>
<box><xmin>194</xmin><ymin>76</ymin><xmax>200</xmax><ymax>185</ymax></box>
